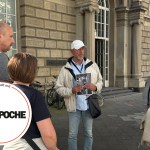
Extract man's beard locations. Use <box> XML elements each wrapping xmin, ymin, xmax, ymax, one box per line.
<box><xmin>77</xmin><ymin>55</ymin><xmax>84</xmax><ymax>61</ymax></box>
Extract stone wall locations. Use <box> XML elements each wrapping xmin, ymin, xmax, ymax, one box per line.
<box><xmin>142</xmin><ymin>0</ymin><xmax>150</xmax><ymax>80</ymax></box>
<box><xmin>20</xmin><ymin>0</ymin><xmax>76</xmax><ymax>85</ymax></box>
<box><xmin>142</xmin><ymin>23</ymin><xmax>150</xmax><ymax>80</ymax></box>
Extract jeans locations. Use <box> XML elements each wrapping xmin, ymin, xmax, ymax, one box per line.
<box><xmin>68</xmin><ymin>109</ymin><xmax>93</xmax><ymax>150</ymax></box>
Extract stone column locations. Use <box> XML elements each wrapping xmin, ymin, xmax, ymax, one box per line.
<box><xmin>115</xmin><ymin>24</ymin><xmax>130</xmax><ymax>87</ymax></box>
<box><xmin>76</xmin><ymin>9</ymin><xmax>84</xmax><ymax>41</ymax></box>
<box><xmin>75</xmin><ymin>5</ymin><xmax>99</xmax><ymax>61</ymax></box>
<box><xmin>128</xmin><ymin>20</ymin><xmax>145</xmax><ymax>88</ymax></box>
<box><xmin>84</xmin><ymin>10</ymin><xmax>95</xmax><ymax>61</ymax></box>
<box><xmin>131</xmin><ymin>20</ymin><xmax>142</xmax><ymax>79</ymax></box>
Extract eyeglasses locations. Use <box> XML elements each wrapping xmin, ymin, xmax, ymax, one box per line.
<box><xmin>36</xmin><ymin>67</ymin><xmax>39</xmax><ymax>73</ymax></box>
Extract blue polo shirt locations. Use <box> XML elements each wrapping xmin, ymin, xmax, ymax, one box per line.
<box><xmin>71</xmin><ymin>59</ymin><xmax>89</xmax><ymax>111</ymax></box>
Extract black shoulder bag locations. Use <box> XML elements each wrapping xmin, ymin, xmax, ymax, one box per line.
<box><xmin>86</xmin><ymin>94</ymin><xmax>101</xmax><ymax>118</ymax></box>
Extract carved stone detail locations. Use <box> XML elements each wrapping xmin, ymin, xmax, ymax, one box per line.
<box><xmin>80</xmin><ymin>5</ymin><xmax>99</xmax><ymax>14</ymax></box>
<box><xmin>131</xmin><ymin>0</ymin><xmax>142</xmax><ymax>7</ymax></box>
<box><xmin>130</xmin><ymin>19</ymin><xmax>144</xmax><ymax>26</ymax></box>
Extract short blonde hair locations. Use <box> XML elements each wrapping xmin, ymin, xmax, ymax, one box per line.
<box><xmin>8</xmin><ymin>53</ymin><xmax>37</xmax><ymax>83</ymax></box>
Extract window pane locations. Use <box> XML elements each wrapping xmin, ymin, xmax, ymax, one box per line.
<box><xmin>106</xmin><ymin>61</ymin><xmax>108</xmax><ymax>67</ymax></box>
<box><xmin>102</xmin><ymin>24</ymin><xmax>104</xmax><ymax>30</ymax></box>
<box><xmin>102</xmin><ymin>25</ymin><xmax>104</xmax><ymax>37</ymax></box>
<box><xmin>98</xmin><ymin>23</ymin><xmax>101</xmax><ymax>30</ymax></box>
<box><xmin>106</xmin><ymin>0</ymin><xmax>109</xmax><ymax>8</ymax></box>
<box><xmin>106</xmin><ymin>68</ymin><xmax>108</xmax><ymax>74</ymax></box>
<box><xmin>98</xmin><ymin>0</ymin><xmax>102</xmax><ymax>6</ymax></box>
<box><xmin>7</xmin><ymin>0</ymin><xmax>15</xmax><ymax>15</ymax></box>
<box><xmin>102</xmin><ymin>10</ymin><xmax>104</xmax><ymax>23</ymax></box>
<box><xmin>106</xmin><ymin>31</ymin><xmax>108</xmax><ymax>38</ymax></box>
<box><xmin>100</xmin><ymin>44</ymin><xmax>103</xmax><ymax>53</ymax></box>
<box><xmin>12</xmin><ymin>32</ymin><xmax>16</xmax><ymax>49</ymax></box>
<box><xmin>106</xmin><ymin>54</ymin><xmax>108</xmax><ymax>61</ymax></box>
<box><xmin>106</xmin><ymin>11</ymin><xmax>109</xmax><ymax>24</ymax></box>
<box><xmin>95</xmin><ymin>23</ymin><xmax>97</xmax><ymax>30</ymax></box>
<box><xmin>106</xmin><ymin>25</ymin><xmax>109</xmax><ymax>38</ymax></box>
<box><xmin>106</xmin><ymin>74</ymin><xmax>108</xmax><ymax>80</ymax></box>
<box><xmin>12</xmin><ymin>49</ymin><xmax>17</xmax><ymax>55</ymax></box>
<box><xmin>95</xmin><ymin>13</ymin><xmax>98</xmax><ymax>22</ymax></box>
<box><xmin>102</xmin><ymin>1</ymin><xmax>104</xmax><ymax>7</ymax></box>
<box><xmin>98</xmin><ymin>29</ymin><xmax>101</xmax><ymax>37</ymax></box>
<box><xmin>101</xmin><ymin>54</ymin><xmax>103</xmax><ymax>62</ymax></box>
<box><xmin>102</xmin><ymin>10</ymin><xmax>104</xmax><ymax>16</ymax></box>
<box><xmin>106</xmin><ymin>25</ymin><xmax>108</xmax><ymax>32</ymax></box>
<box><xmin>106</xmin><ymin>41</ymin><xmax>108</xmax><ymax>53</ymax></box>
<box><xmin>99</xmin><ymin>0</ymin><xmax>104</xmax><ymax>7</ymax></box>
<box><xmin>0</xmin><ymin>13</ymin><xmax>6</xmax><ymax>22</ymax></box>
<box><xmin>101</xmin><ymin>61</ymin><xmax>103</xmax><ymax>69</ymax></box>
<box><xmin>7</xmin><ymin>49</ymin><xmax>17</xmax><ymax>58</ymax></box>
<box><xmin>98</xmin><ymin>13</ymin><xmax>100</xmax><ymax>22</ymax></box>
<box><xmin>96</xmin><ymin>30</ymin><xmax>98</xmax><ymax>37</ymax></box>
<box><xmin>7</xmin><ymin>15</ymin><xmax>16</xmax><ymax>32</ymax></box>
<box><xmin>0</xmin><ymin>0</ymin><xmax>6</xmax><ymax>13</ymax></box>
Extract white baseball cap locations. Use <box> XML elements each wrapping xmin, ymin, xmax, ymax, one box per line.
<box><xmin>71</xmin><ymin>40</ymin><xmax>86</xmax><ymax>50</ymax></box>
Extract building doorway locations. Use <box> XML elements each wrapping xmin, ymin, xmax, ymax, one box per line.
<box><xmin>95</xmin><ymin>0</ymin><xmax>109</xmax><ymax>87</ymax></box>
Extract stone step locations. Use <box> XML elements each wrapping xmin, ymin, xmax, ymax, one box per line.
<box><xmin>102</xmin><ymin>92</ymin><xmax>137</xmax><ymax>99</ymax></box>
<box><xmin>102</xmin><ymin>89</ymin><xmax>133</xmax><ymax>96</ymax></box>
<box><xmin>101</xmin><ymin>87</ymin><xmax>133</xmax><ymax>92</ymax></box>
<box><xmin>101</xmin><ymin>87</ymin><xmax>136</xmax><ymax>99</ymax></box>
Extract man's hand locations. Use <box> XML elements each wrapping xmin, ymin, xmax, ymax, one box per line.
<box><xmin>85</xmin><ymin>83</ymin><xmax>97</xmax><ymax>91</ymax></box>
<box><xmin>72</xmin><ymin>84</ymin><xmax>83</xmax><ymax>94</ymax></box>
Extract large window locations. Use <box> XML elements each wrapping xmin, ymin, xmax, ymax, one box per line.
<box><xmin>95</xmin><ymin>0</ymin><xmax>109</xmax><ymax>38</ymax></box>
<box><xmin>95</xmin><ymin>0</ymin><xmax>109</xmax><ymax>87</ymax></box>
<box><xmin>0</xmin><ymin>0</ymin><xmax>17</xmax><ymax>58</ymax></box>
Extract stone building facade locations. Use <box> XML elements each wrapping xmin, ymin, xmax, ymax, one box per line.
<box><xmin>1</xmin><ymin>0</ymin><xmax>150</xmax><ymax>90</ymax></box>
<box><xmin>19</xmin><ymin>0</ymin><xmax>76</xmax><ymax>86</ymax></box>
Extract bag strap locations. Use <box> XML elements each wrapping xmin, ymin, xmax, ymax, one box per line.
<box><xmin>71</xmin><ymin>60</ymin><xmax>83</xmax><ymax>74</ymax></box>
<box><xmin>22</xmin><ymin>133</ymin><xmax>41</xmax><ymax>150</ymax></box>
<box><xmin>65</xmin><ymin>61</ymin><xmax>93</xmax><ymax>80</ymax></box>
<box><xmin>85</xmin><ymin>61</ymin><xmax>93</xmax><ymax>70</ymax></box>
<box><xmin>65</xmin><ymin>67</ymin><xmax>76</xmax><ymax>80</ymax></box>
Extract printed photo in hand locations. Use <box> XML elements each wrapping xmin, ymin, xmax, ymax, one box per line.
<box><xmin>76</xmin><ymin>73</ymin><xmax>92</xmax><ymax>95</ymax></box>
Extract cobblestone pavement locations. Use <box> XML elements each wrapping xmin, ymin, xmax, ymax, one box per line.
<box><xmin>0</xmin><ymin>93</ymin><xmax>149</xmax><ymax>150</ymax></box>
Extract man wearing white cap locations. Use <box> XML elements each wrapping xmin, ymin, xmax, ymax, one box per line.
<box><xmin>55</xmin><ymin>40</ymin><xmax>103</xmax><ymax>150</ymax></box>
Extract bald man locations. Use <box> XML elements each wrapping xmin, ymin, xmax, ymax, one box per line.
<box><xmin>0</xmin><ymin>21</ymin><xmax>15</xmax><ymax>83</ymax></box>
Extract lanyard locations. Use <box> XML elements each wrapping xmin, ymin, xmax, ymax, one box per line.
<box><xmin>71</xmin><ymin>60</ymin><xmax>83</xmax><ymax>73</ymax></box>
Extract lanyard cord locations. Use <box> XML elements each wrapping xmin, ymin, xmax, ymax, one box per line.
<box><xmin>71</xmin><ymin>60</ymin><xmax>83</xmax><ymax>73</ymax></box>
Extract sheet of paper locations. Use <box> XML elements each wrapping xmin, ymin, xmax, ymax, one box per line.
<box><xmin>75</xmin><ymin>73</ymin><xmax>92</xmax><ymax>95</ymax></box>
